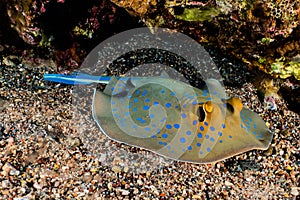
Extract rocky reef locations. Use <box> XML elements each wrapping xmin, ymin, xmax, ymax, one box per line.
<box><xmin>110</xmin><ymin>0</ymin><xmax>300</xmax><ymax>80</ymax></box>
<box><xmin>1</xmin><ymin>0</ymin><xmax>299</xmax><ymax>80</ymax></box>
<box><xmin>1</xmin><ymin>0</ymin><xmax>140</xmax><ymax>69</ymax></box>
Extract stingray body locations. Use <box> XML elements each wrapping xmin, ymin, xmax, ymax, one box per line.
<box><xmin>44</xmin><ymin>73</ymin><xmax>273</xmax><ymax>163</ymax></box>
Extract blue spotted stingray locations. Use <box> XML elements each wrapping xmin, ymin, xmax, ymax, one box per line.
<box><xmin>44</xmin><ymin>73</ymin><xmax>273</xmax><ymax>163</ymax></box>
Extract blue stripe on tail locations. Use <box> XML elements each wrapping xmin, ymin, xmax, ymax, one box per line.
<box><xmin>44</xmin><ymin>73</ymin><xmax>111</xmax><ymax>85</ymax></box>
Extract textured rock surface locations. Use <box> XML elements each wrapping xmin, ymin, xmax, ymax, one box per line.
<box><xmin>111</xmin><ymin>0</ymin><xmax>300</xmax><ymax>80</ymax></box>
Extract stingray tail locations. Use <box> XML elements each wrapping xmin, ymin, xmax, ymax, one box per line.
<box><xmin>44</xmin><ymin>73</ymin><xmax>111</xmax><ymax>85</ymax></box>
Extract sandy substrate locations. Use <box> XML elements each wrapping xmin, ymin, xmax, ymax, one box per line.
<box><xmin>0</xmin><ymin>55</ymin><xmax>299</xmax><ymax>199</ymax></box>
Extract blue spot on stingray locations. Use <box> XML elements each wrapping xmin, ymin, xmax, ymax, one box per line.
<box><xmin>165</xmin><ymin>102</ymin><xmax>172</xmax><ymax>108</ymax></box>
<box><xmin>186</xmin><ymin>130</ymin><xmax>191</xmax><ymax>135</ymax></box>
<box><xmin>125</xmin><ymin>105</ymin><xmax>131</xmax><ymax>109</ymax></box>
<box><xmin>166</xmin><ymin>124</ymin><xmax>172</xmax><ymax>129</ymax></box>
<box><xmin>246</xmin><ymin>121</ymin><xmax>250</xmax><ymax>125</ymax></box>
<box><xmin>219</xmin><ymin>140</ymin><xmax>223</xmax><ymax>143</ymax></box>
<box><xmin>167</xmin><ymin>145</ymin><xmax>171</xmax><ymax>149</ymax></box>
<box><xmin>210</xmin><ymin>126</ymin><xmax>215</xmax><ymax>131</ymax></box>
<box><xmin>204</xmin><ymin>122</ymin><xmax>209</xmax><ymax>126</ymax></box>
<box><xmin>160</xmin><ymin>117</ymin><xmax>166</xmax><ymax>122</ymax></box>
<box><xmin>180</xmin><ymin>137</ymin><xmax>186</xmax><ymax>143</ymax></box>
<box><xmin>193</xmin><ymin>120</ymin><xmax>197</xmax><ymax>125</ymax></box>
<box><xmin>153</xmin><ymin>101</ymin><xmax>159</xmax><ymax>106</ymax></box>
<box><xmin>135</xmin><ymin>90</ymin><xmax>140</xmax><ymax>95</ymax></box>
<box><xmin>113</xmin><ymin>114</ymin><xmax>120</xmax><ymax>119</ymax></box>
<box><xmin>163</xmin><ymin>142</ymin><xmax>167</xmax><ymax>146</ymax></box>
<box><xmin>159</xmin><ymin>141</ymin><xmax>163</xmax><ymax>145</ymax></box>
<box><xmin>175</xmin><ymin>105</ymin><xmax>179</xmax><ymax>108</ymax></box>
<box><xmin>197</xmin><ymin>143</ymin><xmax>201</xmax><ymax>147</ymax></box>
<box><xmin>156</xmin><ymin>129</ymin><xmax>161</xmax><ymax>134</ymax></box>
<box><xmin>197</xmin><ymin>133</ymin><xmax>203</xmax><ymax>138</ymax></box>
<box><xmin>142</xmin><ymin>90</ymin><xmax>147</xmax><ymax>96</ymax></box>
<box><xmin>144</xmin><ymin>127</ymin><xmax>151</xmax><ymax>131</ymax></box>
<box><xmin>143</xmin><ymin>106</ymin><xmax>150</xmax><ymax>110</ymax></box>
<box><xmin>222</xmin><ymin>124</ymin><xmax>226</xmax><ymax>128</ymax></box>
<box><xmin>200</xmin><ymin>126</ymin><xmax>204</xmax><ymax>131</ymax></box>
<box><xmin>213</xmin><ymin>91</ymin><xmax>217</xmax><ymax>95</ymax></box>
<box><xmin>223</xmin><ymin>103</ymin><xmax>227</xmax><ymax>108</ymax></box>
<box><xmin>145</xmin><ymin>98</ymin><xmax>150</xmax><ymax>103</ymax></box>
<box><xmin>162</xmin><ymin>133</ymin><xmax>168</xmax><ymax>138</ymax></box>
<box><xmin>132</xmin><ymin>108</ymin><xmax>137</xmax><ymax>112</ymax></box>
<box><xmin>151</xmin><ymin>135</ymin><xmax>156</xmax><ymax>138</ymax></box>
<box><xmin>207</xmin><ymin>147</ymin><xmax>211</xmax><ymax>152</ymax></box>
<box><xmin>252</xmin><ymin>131</ymin><xmax>256</xmax><ymax>135</ymax></box>
<box><xmin>205</xmin><ymin>134</ymin><xmax>209</xmax><ymax>139</ymax></box>
<box><xmin>124</xmin><ymin>111</ymin><xmax>130</xmax><ymax>116</ymax></box>
<box><xmin>171</xmin><ymin>92</ymin><xmax>176</xmax><ymax>96</ymax></box>
<box><xmin>136</xmin><ymin>117</ymin><xmax>142</xmax><ymax>121</ymax></box>
<box><xmin>111</xmin><ymin>101</ymin><xmax>116</xmax><ymax>105</ymax></box>
<box><xmin>174</xmin><ymin>124</ymin><xmax>180</xmax><ymax>129</ymax></box>
<box><xmin>202</xmin><ymin>93</ymin><xmax>208</xmax><ymax>97</ymax></box>
<box><xmin>127</xmin><ymin>95</ymin><xmax>131</xmax><ymax>99</ymax></box>
<box><xmin>203</xmin><ymin>89</ymin><xmax>208</xmax><ymax>93</ymax></box>
<box><xmin>160</xmin><ymin>90</ymin><xmax>165</xmax><ymax>94</ymax></box>
<box><xmin>206</xmin><ymin>97</ymin><xmax>212</xmax><ymax>101</ymax></box>
<box><xmin>229</xmin><ymin>135</ymin><xmax>233</xmax><ymax>139</ymax></box>
<box><xmin>200</xmin><ymin>151</ymin><xmax>203</xmax><ymax>155</ymax></box>
<box><xmin>183</xmin><ymin>104</ymin><xmax>187</xmax><ymax>108</ymax></box>
<box><xmin>218</xmin><ymin>132</ymin><xmax>222</xmax><ymax>136</ymax></box>
<box><xmin>253</xmin><ymin>124</ymin><xmax>257</xmax><ymax>129</ymax></box>
<box><xmin>133</xmin><ymin>125</ymin><xmax>138</xmax><ymax>129</ymax></box>
<box><xmin>181</xmin><ymin>113</ymin><xmax>187</xmax><ymax>118</ymax></box>
<box><xmin>141</xmin><ymin>120</ymin><xmax>147</xmax><ymax>124</ymax></box>
<box><xmin>187</xmin><ymin>146</ymin><xmax>192</xmax><ymax>150</ymax></box>
<box><xmin>152</xmin><ymin>123</ymin><xmax>156</xmax><ymax>127</ymax></box>
<box><xmin>248</xmin><ymin>117</ymin><xmax>253</xmax><ymax>122</ymax></box>
<box><xmin>210</xmin><ymin>137</ymin><xmax>215</xmax><ymax>142</ymax></box>
<box><xmin>149</xmin><ymin>114</ymin><xmax>154</xmax><ymax>118</ymax></box>
<box><xmin>192</xmin><ymin>100</ymin><xmax>197</xmax><ymax>105</ymax></box>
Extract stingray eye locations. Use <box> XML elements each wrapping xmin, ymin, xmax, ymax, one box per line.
<box><xmin>197</xmin><ymin>105</ymin><xmax>206</xmax><ymax>122</ymax></box>
<box><xmin>226</xmin><ymin>98</ymin><xmax>243</xmax><ymax>114</ymax></box>
<box><xmin>204</xmin><ymin>102</ymin><xmax>213</xmax><ymax>113</ymax></box>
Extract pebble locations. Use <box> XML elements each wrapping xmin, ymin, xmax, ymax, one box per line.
<box><xmin>112</xmin><ymin>166</ymin><xmax>121</xmax><ymax>173</ymax></box>
<box><xmin>137</xmin><ymin>179</ymin><xmax>143</xmax><ymax>185</ymax></box>
<box><xmin>291</xmin><ymin>187</ymin><xmax>299</xmax><ymax>196</ymax></box>
<box><xmin>246</xmin><ymin>178</ymin><xmax>252</xmax><ymax>182</ymax></box>
<box><xmin>2</xmin><ymin>163</ymin><xmax>14</xmax><ymax>174</ymax></box>
<box><xmin>33</xmin><ymin>182</ymin><xmax>42</xmax><ymax>190</ymax></box>
<box><xmin>121</xmin><ymin>189</ymin><xmax>130</xmax><ymax>196</ymax></box>
<box><xmin>2</xmin><ymin>180</ymin><xmax>10</xmax><ymax>188</ymax></box>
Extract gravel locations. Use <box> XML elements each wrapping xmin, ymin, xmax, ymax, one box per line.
<box><xmin>0</xmin><ymin>54</ymin><xmax>299</xmax><ymax>199</ymax></box>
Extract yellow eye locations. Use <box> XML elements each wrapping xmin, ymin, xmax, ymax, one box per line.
<box><xmin>228</xmin><ymin>98</ymin><xmax>243</xmax><ymax>112</ymax></box>
<box><xmin>204</xmin><ymin>101</ymin><xmax>213</xmax><ymax>113</ymax></box>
